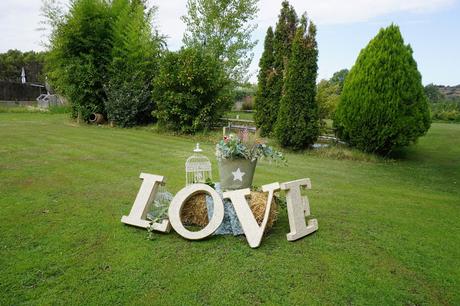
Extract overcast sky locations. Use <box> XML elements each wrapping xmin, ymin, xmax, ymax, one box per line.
<box><xmin>1</xmin><ymin>0</ymin><xmax>459</xmax><ymax>85</ymax></box>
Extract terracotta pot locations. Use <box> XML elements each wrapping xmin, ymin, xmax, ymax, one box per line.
<box><xmin>89</xmin><ymin>113</ymin><xmax>104</xmax><ymax>124</ymax></box>
<box><xmin>218</xmin><ymin>159</ymin><xmax>257</xmax><ymax>191</ymax></box>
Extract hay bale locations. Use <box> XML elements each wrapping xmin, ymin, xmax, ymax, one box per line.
<box><xmin>180</xmin><ymin>191</ymin><xmax>278</xmax><ymax>231</ymax></box>
<box><xmin>180</xmin><ymin>194</ymin><xmax>208</xmax><ymax>226</ymax></box>
<box><xmin>249</xmin><ymin>191</ymin><xmax>278</xmax><ymax>231</ymax></box>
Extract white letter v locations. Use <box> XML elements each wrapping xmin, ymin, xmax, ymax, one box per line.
<box><xmin>223</xmin><ymin>183</ymin><xmax>280</xmax><ymax>248</ymax></box>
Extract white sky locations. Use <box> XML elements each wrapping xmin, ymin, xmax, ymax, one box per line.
<box><xmin>0</xmin><ymin>0</ymin><xmax>457</xmax><ymax>84</ymax></box>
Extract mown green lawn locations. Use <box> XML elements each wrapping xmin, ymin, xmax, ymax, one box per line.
<box><xmin>1</xmin><ymin>113</ymin><xmax>459</xmax><ymax>305</ymax></box>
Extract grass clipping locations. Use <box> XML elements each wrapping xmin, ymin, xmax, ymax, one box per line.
<box><xmin>181</xmin><ymin>191</ymin><xmax>278</xmax><ymax>231</ymax></box>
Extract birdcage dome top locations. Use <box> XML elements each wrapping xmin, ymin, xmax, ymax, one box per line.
<box><xmin>185</xmin><ymin>143</ymin><xmax>212</xmax><ymax>185</ymax></box>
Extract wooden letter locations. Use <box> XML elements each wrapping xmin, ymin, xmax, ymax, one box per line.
<box><xmin>169</xmin><ymin>184</ymin><xmax>224</xmax><ymax>240</ymax></box>
<box><xmin>121</xmin><ymin>173</ymin><xmax>171</xmax><ymax>232</ymax></box>
<box><xmin>280</xmin><ymin>178</ymin><xmax>318</xmax><ymax>241</ymax></box>
<box><xmin>223</xmin><ymin>183</ymin><xmax>280</xmax><ymax>248</ymax></box>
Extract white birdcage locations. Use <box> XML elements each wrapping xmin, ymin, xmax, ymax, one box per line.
<box><xmin>185</xmin><ymin>143</ymin><xmax>212</xmax><ymax>185</ymax></box>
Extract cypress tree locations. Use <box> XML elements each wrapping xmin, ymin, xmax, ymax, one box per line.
<box><xmin>334</xmin><ymin>24</ymin><xmax>431</xmax><ymax>154</ymax></box>
<box><xmin>254</xmin><ymin>27</ymin><xmax>275</xmax><ymax>136</ymax></box>
<box><xmin>261</xmin><ymin>1</ymin><xmax>297</xmax><ymax>135</ymax></box>
<box><xmin>274</xmin><ymin>15</ymin><xmax>319</xmax><ymax>150</ymax></box>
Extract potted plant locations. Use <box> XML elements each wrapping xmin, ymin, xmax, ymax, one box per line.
<box><xmin>215</xmin><ymin>130</ymin><xmax>285</xmax><ymax>190</ymax></box>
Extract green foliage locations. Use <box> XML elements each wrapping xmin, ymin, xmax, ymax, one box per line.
<box><xmin>265</xmin><ymin>1</ymin><xmax>298</xmax><ymax>136</ymax></box>
<box><xmin>334</xmin><ymin>24</ymin><xmax>431</xmax><ymax>155</ymax></box>
<box><xmin>45</xmin><ymin>0</ymin><xmax>163</xmax><ymax>125</ymax></box>
<box><xmin>254</xmin><ymin>26</ymin><xmax>276</xmax><ymax>136</ymax></box>
<box><xmin>275</xmin><ymin>15</ymin><xmax>320</xmax><ymax>150</ymax></box>
<box><xmin>46</xmin><ymin>0</ymin><xmax>113</xmax><ymax>121</ymax></box>
<box><xmin>316</xmin><ymin>79</ymin><xmax>340</xmax><ymax>121</ymax></box>
<box><xmin>216</xmin><ymin>133</ymin><xmax>286</xmax><ymax>163</ymax></box>
<box><xmin>104</xmin><ymin>0</ymin><xmax>164</xmax><ymax>127</ymax></box>
<box><xmin>330</xmin><ymin>68</ymin><xmax>349</xmax><ymax>93</ymax></box>
<box><xmin>234</xmin><ymin>84</ymin><xmax>256</xmax><ymax>102</ymax></box>
<box><xmin>273</xmin><ymin>1</ymin><xmax>298</xmax><ymax>74</ymax></box>
<box><xmin>241</xmin><ymin>98</ymin><xmax>254</xmax><ymax>110</ymax></box>
<box><xmin>431</xmin><ymin>100</ymin><xmax>460</xmax><ymax>122</ymax></box>
<box><xmin>182</xmin><ymin>0</ymin><xmax>259</xmax><ymax>83</ymax></box>
<box><xmin>0</xmin><ymin>50</ymin><xmax>46</xmax><ymax>83</ymax></box>
<box><xmin>424</xmin><ymin>83</ymin><xmax>444</xmax><ymax>103</ymax></box>
<box><xmin>152</xmin><ymin>47</ymin><xmax>232</xmax><ymax>133</ymax></box>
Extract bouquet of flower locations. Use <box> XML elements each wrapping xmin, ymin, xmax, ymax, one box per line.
<box><xmin>215</xmin><ymin>130</ymin><xmax>286</xmax><ymax>163</ymax></box>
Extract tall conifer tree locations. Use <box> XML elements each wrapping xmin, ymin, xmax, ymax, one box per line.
<box><xmin>275</xmin><ymin>14</ymin><xmax>319</xmax><ymax>149</ymax></box>
<box><xmin>261</xmin><ymin>1</ymin><xmax>298</xmax><ymax>135</ymax></box>
<box><xmin>334</xmin><ymin>24</ymin><xmax>431</xmax><ymax>154</ymax></box>
<box><xmin>254</xmin><ymin>27</ymin><xmax>275</xmax><ymax>136</ymax></box>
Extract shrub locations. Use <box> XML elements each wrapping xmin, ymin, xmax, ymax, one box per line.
<box><xmin>104</xmin><ymin>0</ymin><xmax>164</xmax><ymax>127</ymax></box>
<box><xmin>152</xmin><ymin>47</ymin><xmax>232</xmax><ymax>133</ymax></box>
<box><xmin>241</xmin><ymin>97</ymin><xmax>254</xmax><ymax>110</ymax></box>
<box><xmin>431</xmin><ymin>100</ymin><xmax>460</xmax><ymax>122</ymax></box>
<box><xmin>234</xmin><ymin>85</ymin><xmax>256</xmax><ymax>102</ymax></box>
<box><xmin>316</xmin><ymin>79</ymin><xmax>340</xmax><ymax>120</ymax></box>
<box><xmin>104</xmin><ymin>74</ymin><xmax>153</xmax><ymax>127</ymax></box>
<box><xmin>274</xmin><ymin>15</ymin><xmax>320</xmax><ymax>150</ymax></box>
<box><xmin>334</xmin><ymin>24</ymin><xmax>431</xmax><ymax>155</ymax></box>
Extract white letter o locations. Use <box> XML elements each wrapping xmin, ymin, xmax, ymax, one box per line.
<box><xmin>168</xmin><ymin>184</ymin><xmax>224</xmax><ymax>240</ymax></box>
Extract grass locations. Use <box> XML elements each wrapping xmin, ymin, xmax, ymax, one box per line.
<box><xmin>0</xmin><ymin>105</ymin><xmax>70</xmax><ymax>114</ymax></box>
<box><xmin>225</xmin><ymin>111</ymin><xmax>255</xmax><ymax>121</ymax></box>
<box><xmin>0</xmin><ymin>113</ymin><xmax>459</xmax><ymax>305</ymax></box>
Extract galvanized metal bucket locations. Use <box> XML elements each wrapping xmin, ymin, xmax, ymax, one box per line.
<box><xmin>218</xmin><ymin>159</ymin><xmax>257</xmax><ymax>191</ymax></box>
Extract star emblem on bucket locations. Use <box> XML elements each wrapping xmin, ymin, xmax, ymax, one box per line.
<box><xmin>232</xmin><ymin>168</ymin><xmax>245</xmax><ymax>182</ymax></box>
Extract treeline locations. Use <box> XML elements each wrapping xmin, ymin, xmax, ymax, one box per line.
<box><xmin>44</xmin><ymin>0</ymin><xmax>259</xmax><ymax>129</ymax></box>
<box><xmin>0</xmin><ymin>50</ymin><xmax>46</xmax><ymax>84</ymax></box>
<box><xmin>425</xmin><ymin>84</ymin><xmax>460</xmax><ymax>122</ymax></box>
<box><xmin>255</xmin><ymin>7</ymin><xmax>430</xmax><ymax>154</ymax></box>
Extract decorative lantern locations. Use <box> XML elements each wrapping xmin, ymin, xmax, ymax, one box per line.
<box><xmin>185</xmin><ymin>143</ymin><xmax>212</xmax><ymax>185</ymax></box>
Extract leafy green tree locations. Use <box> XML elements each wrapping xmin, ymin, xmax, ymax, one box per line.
<box><xmin>46</xmin><ymin>0</ymin><xmax>113</xmax><ymax>120</ymax></box>
<box><xmin>104</xmin><ymin>0</ymin><xmax>164</xmax><ymax>127</ymax></box>
<box><xmin>182</xmin><ymin>0</ymin><xmax>259</xmax><ymax>83</ymax></box>
<box><xmin>334</xmin><ymin>24</ymin><xmax>431</xmax><ymax>154</ymax></box>
<box><xmin>152</xmin><ymin>47</ymin><xmax>232</xmax><ymax>133</ymax></box>
<box><xmin>275</xmin><ymin>15</ymin><xmax>319</xmax><ymax>150</ymax></box>
<box><xmin>424</xmin><ymin>83</ymin><xmax>444</xmax><ymax>103</ymax></box>
<box><xmin>254</xmin><ymin>26</ymin><xmax>276</xmax><ymax>136</ymax></box>
<box><xmin>316</xmin><ymin>79</ymin><xmax>340</xmax><ymax>121</ymax></box>
<box><xmin>264</xmin><ymin>1</ymin><xmax>298</xmax><ymax>135</ymax></box>
<box><xmin>330</xmin><ymin>68</ymin><xmax>349</xmax><ymax>92</ymax></box>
